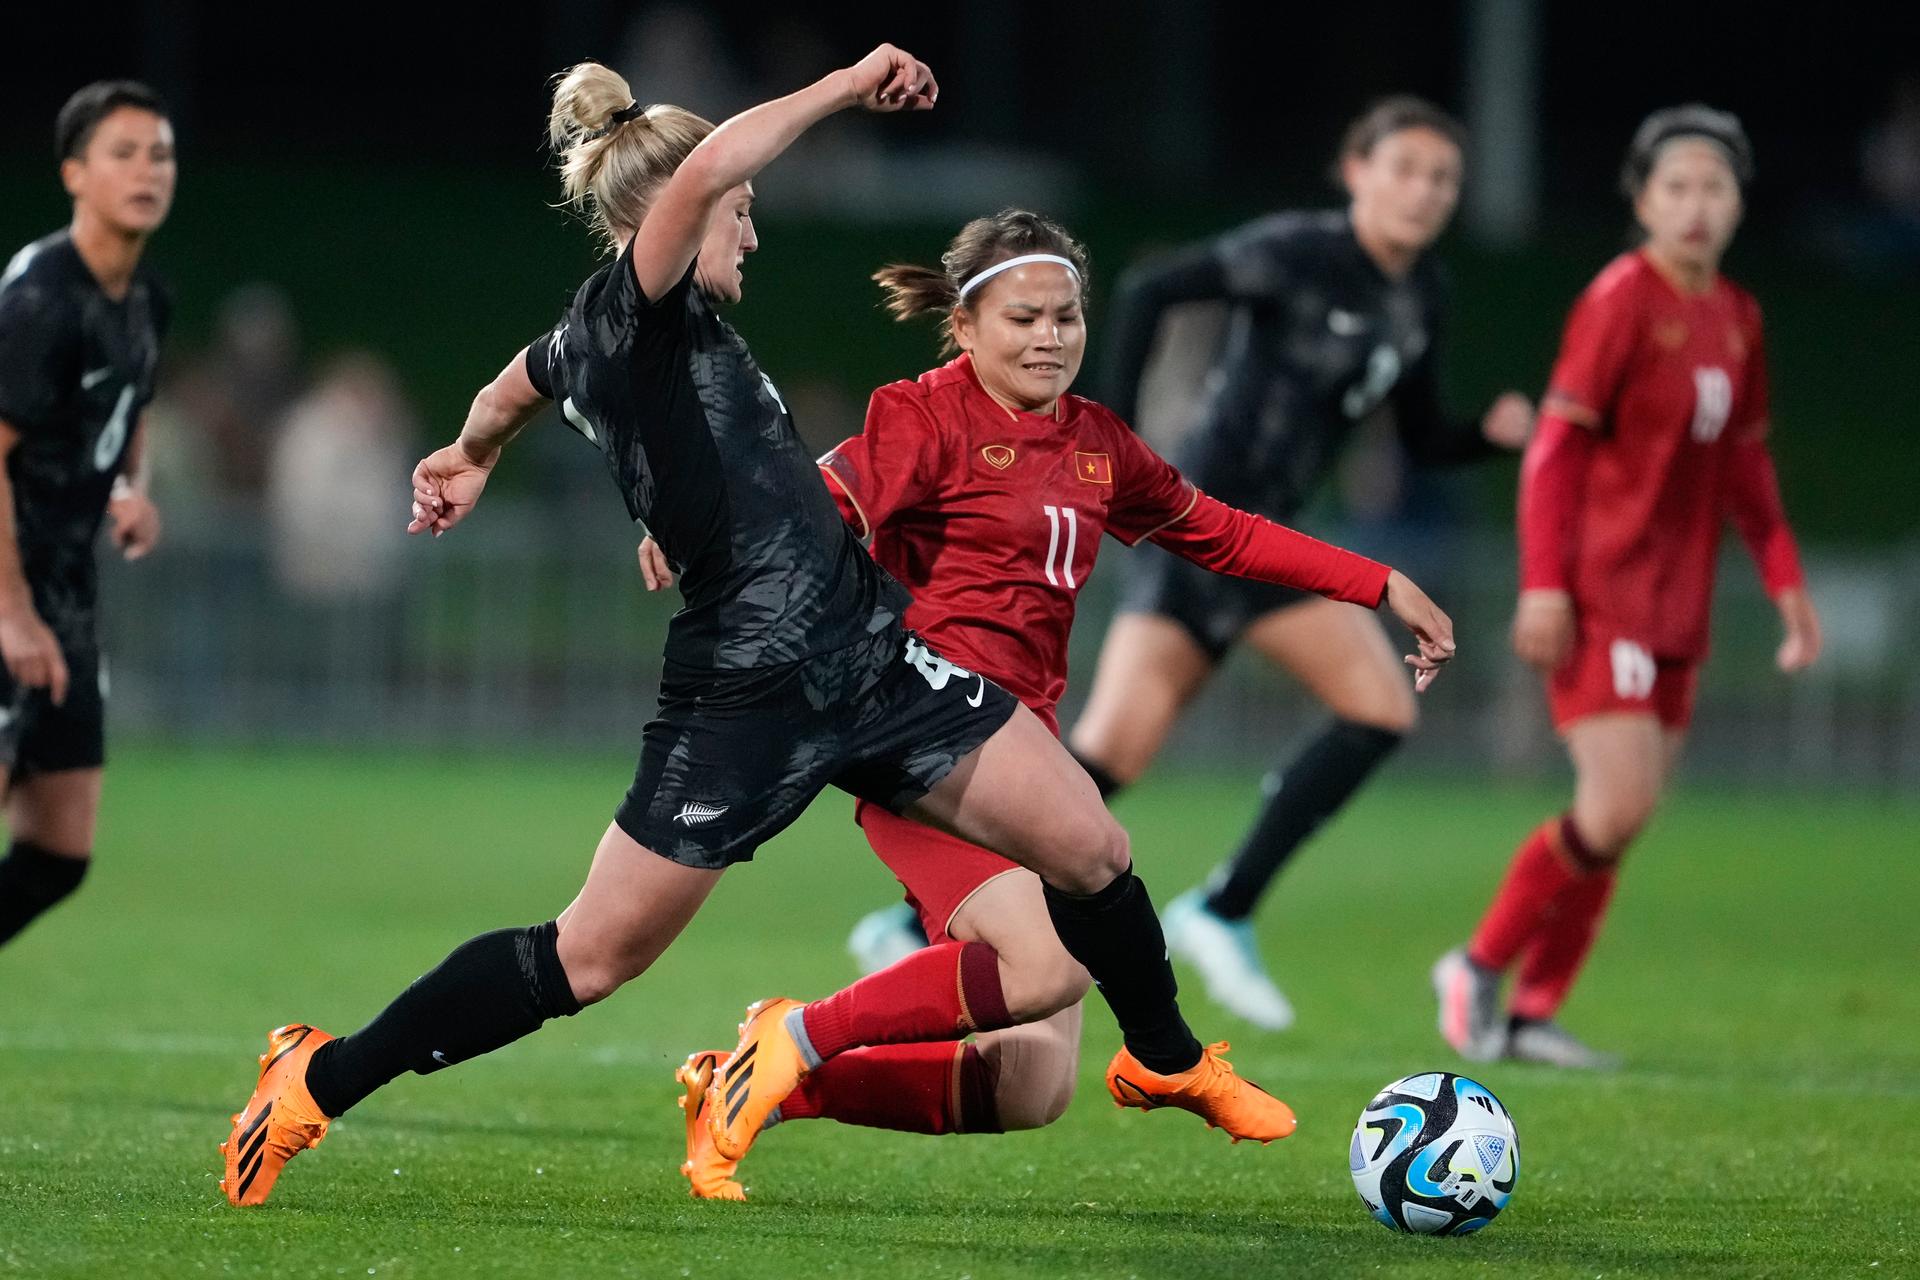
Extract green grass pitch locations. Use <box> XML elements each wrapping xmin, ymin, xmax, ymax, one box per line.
<box><xmin>1</xmin><ymin>748</ymin><xmax>1915</xmax><ymax>1277</ymax></box>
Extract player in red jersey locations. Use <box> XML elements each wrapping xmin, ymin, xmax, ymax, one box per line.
<box><xmin>1433</xmin><ymin>106</ymin><xmax>1821</xmax><ymax>1069</ymax></box>
<box><xmin>648</xmin><ymin>209</ymin><xmax>1457</xmax><ymax>1197</ymax></box>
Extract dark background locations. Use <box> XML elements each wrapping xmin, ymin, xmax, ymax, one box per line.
<box><xmin>3</xmin><ymin>1</ymin><xmax>1915</xmax><ymax>542</ymax></box>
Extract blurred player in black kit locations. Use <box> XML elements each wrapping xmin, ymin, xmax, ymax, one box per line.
<box><xmin>1069</xmin><ymin>98</ymin><xmax>1534</xmax><ymax>1028</ymax></box>
<box><xmin>0</xmin><ymin>82</ymin><xmax>173</xmax><ymax>952</ymax></box>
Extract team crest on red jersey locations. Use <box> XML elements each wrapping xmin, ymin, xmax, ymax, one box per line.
<box><xmin>981</xmin><ymin>444</ymin><xmax>1016</xmax><ymax>470</ymax></box>
<box><xmin>1655</xmin><ymin>319</ymin><xmax>1689</xmax><ymax>350</ymax></box>
<box><xmin>1074</xmin><ymin>452</ymin><xmax>1112</xmax><ymax>485</ymax></box>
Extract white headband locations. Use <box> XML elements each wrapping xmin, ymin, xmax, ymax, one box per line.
<box><xmin>958</xmin><ymin>253</ymin><xmax>1080</xmax><ymax>301</ymax></box>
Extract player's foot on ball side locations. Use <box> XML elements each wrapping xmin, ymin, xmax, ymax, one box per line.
<box><xmin>707</xmin><ymin>997</ymin><xmax>809</xmax><ymax>1162</ymax></box>
<box><xmin>219</xmin><ymin>1023</ymin><xmax>334</xmax><ymax>1206</ymax></box>
<box><xmin>1105</xmin><ymin>1040</ymin><xmax>1297</xmax><ymax>1143</ymax></box>
<box><xmin>1164</xmin><ymin>889</ymin><xmax>1296</xmax><ymax>1031</ymax></box>
<box><xmin>1432</xmin><ymin>947</ymin><xmax>1507</xmax><ymax>1062</ymax></box>
<box><xmin>1505</xmin><ymin>1018</ymin><xmax>1621</xmax><ymax>1071</ymax></box>
<box><xmin>676</xmin><ymin>1050</ymin><xmax>746</xmax><ymax>1201</ymax></box>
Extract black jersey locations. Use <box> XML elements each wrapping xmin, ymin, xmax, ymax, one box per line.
<box><xmin>0</xmin><ymin>230</ymin><xmax>168</xmax><ymax>647</ymax></box>
<box><xmin>526</xmin><ymin>243</ymin><xmax>908</xmax><ymax>671</ymax></box>
<box><xmin>1104</xmin><ymin>210</ymin><xmax>1491</xmax><ymax>520</ymax></box>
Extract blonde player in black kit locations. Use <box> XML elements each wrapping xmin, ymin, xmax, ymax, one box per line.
<box><xmin>0</xmin><ymin>82</ymin><xmax>172</xmax><ymax>953</ymax></box>
<box><xmin>219</xmin><ymin>45</ymin><xmax>1337</xmax><ymax>1208</ymax></box>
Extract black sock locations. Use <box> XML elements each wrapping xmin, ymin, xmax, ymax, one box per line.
<box><xmin>0</xmin><ymin>840</ymin><xmax>90</xmax><ymax>947</ymax></box>
<box><xmin>1069</xmin><ymin>749</ymin><xmax>1125</xmax><ymax>800</ymax></box>
<box><xmin>1043</xmin><ymin>869</ymin><xmax>1201</xmax><ymax>1073</ymax></box>
<box><xmin>304</xmin><ymin>920</ymin><xmax>581</xmax><ymax>1117</ymax></box>
<box><xmin>1203</xmin><ymin>720</ymin><xmax>1402</xmax><ymax>921</ymax></box>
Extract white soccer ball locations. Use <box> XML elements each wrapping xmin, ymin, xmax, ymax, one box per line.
<box><xmin>1349</xmin><ymin>1071</ymin><xmax>1519</xmax><ymax>1235</ymax></box>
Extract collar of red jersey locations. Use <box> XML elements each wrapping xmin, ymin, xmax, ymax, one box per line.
<box><xmin>953</xmin><ymin>353</ymin><xmax>1066</xmax><ymax>424</ymax></box>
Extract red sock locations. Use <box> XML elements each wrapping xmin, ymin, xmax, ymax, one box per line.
<box><xmin>1511</xmin><ymin>866</ymin><xmax>1618</xmax><ymax>1021</ymax></box>
<box><xmin>777</xmin><ymin>1042</ymin><xmax>1001</xmax><ymax>1135</ymax></box>
<box><xmin>801</xmin><ymin>941</ymin><xmax>1010</xmax><ymax>1062</ymax></box>
<box><xmin>1467</xmin><ymin>816</ymin><xmax>1593</xmax><ymax>971</ymax></box>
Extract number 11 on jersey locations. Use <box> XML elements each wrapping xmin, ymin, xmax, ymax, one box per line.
<box><xmin>1042</xmin><ymin>504</ymin><xmax>1079</xmax><ymax>590</ymax></box>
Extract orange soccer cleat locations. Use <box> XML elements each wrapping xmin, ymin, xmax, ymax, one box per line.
<box><xmin>1105</xmin><ymin>1040</ymin><xmax>1298</xmax><ymax>1143</ymax></box>
<box><xmin>218</xmin><ymin>1023</ymin><xmax>334</xmax><ymax>1206</ymax></box>
<box><xmin>706</xmin><ymin>997</ymin><xmax>808</xmax><ymax>1162</ymax></box>
<box><xmin>676</xmin><ymin>1050</ymin><xmax>746</xmax><ymax>1201</ymax></box>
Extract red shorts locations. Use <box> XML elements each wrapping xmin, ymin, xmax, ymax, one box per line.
<box><xmin>1548</xmin><ymin>632</ymin><xmax>1700</xmax><ymax>732</ymax></box>
<box><xmin>854</xmin><ymin>799</ymin><xmax>1021</xmax><ymax>945</ymax></box>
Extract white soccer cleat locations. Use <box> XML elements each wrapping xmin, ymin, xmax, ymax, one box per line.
<box><xmin>1163</xmin><ymin>889</ymin><xmax>1296</xmax><ymax>1031</ymax></box>
<box><xmin>1506</xmin><ymin>1019</ymin><xmax>1620</xmax><ymax>1071</ymax></box>
<box><xmin>846</xmin><ymin>901</ymin><xmax>926</xmax><ymax>976</ymax></box>
<box><xmin>1432</xmin><ymin>947</ymin><xmax>1507</xmax><ymax>1062</ymax></box>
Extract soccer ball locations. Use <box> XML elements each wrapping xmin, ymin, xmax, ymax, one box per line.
<box><xmin>1348</xmin><ymin>1071</ymin><xmax>1518</xmax><ymax>1235</ymax></box>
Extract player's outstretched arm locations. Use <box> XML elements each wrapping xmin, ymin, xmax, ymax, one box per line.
<box><xmin>1135</xmin><ymin>484</ymin><xmax>1456</xmax><ymax>689</ymax></box>
<box><xmin>409</xmin><ymin>348</ymin><xmax>546</xmax><ymax>537</ymax></box>
<box><xmin>0</xmin><ymin>421</ymin><xmax>69</xmax><ymax>705</ymax></box>
<box><xmin>632</xmin><ymin>44</ymin><xmax>936</xmax><ymax>300</ymax></box>
<box><xmin>1383</xmin><ymin>569</ymin><xmax>1457</xmax><ymax>693</ymax></box>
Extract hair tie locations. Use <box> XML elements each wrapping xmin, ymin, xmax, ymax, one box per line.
<box><xmin>584</xmin><ymin>101</ymin><xmax>650</xmax><ymax>142</ymax></box>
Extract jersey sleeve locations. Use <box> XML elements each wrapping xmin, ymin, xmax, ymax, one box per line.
<box><xmin>816</xmin><ymin>384</ymin><xmax>949</xmax><ymax>539</ymax></box>
<box><xmin>523</xmin><ymin>324</ymin><xmax>559</xmax><ymax>401</ymax></box>
<box><xmin>1541</xmin><ymin>276</ymin><xmax>1640</xmax><ymax>432</ymax></box>
<box><xmin>1725</xmin><ymin>436</ymin><xmax>1805</xmax><ymax>597</ymax></box>
<box><xmin>1149</xmin><ymin>491</ymin><xmax>1391</xmax><ymax>607</ymax></box>
<box><xmin>1516</xmin><ymin>411</ymin><xmax>1596</xmax><ymax>592</ymax></box>
<box><xmin>1099</xmin><ymin>217</ymin><xmax>1291</xmax><ymax>423</ymax></box>
<box><xmin>1101</xmin><ymin>417</ymin><xmax>1199</xmax><ymax>545</ymax></box>
<box><xmin>1098</xmin><ymin>412</ymin><xmax>1389</xmax><ymax>606</ymax></box>
<box><xmin>1211</xmin><ymin>216</ymin><xmax>1298</xmax><ymax>297</ymax></box>
<box><xmin>0</xmin><ymin>279</ymin><xmax>77</xmax><ymax>435</ymax></box>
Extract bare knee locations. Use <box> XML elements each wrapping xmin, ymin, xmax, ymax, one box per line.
<box><xmin>1046</xmin><ymin>815</ymin><xmax>1131</xmax><ymax>896</ymax></box>
<box><xmin>998</xmin><ymin>949</ymin><xmax>1092</xmax><ymax>1023</ymax></box>
<box><xmin>1068</xmin><ymin>731</ymin><xmax>1151</xmax><ymax>789</ymax></box>
<box><xmin>980</xmin><ymin>1010</ymin><xmax>1082</xmax><ymax>1131</ymax></box>
<box><xmin>1569</xmin><ymin>794</ymin><xmax>1655</xmax><ymax>861</ymax></box>
<box><xmin>555</xmin><ymin>932</ymin><xmax>644</xmax><ymax>1007</ymax></box>
<box><xmin>1328</xmin><ymin>678</ymin><xmax>1418</xmax><ymax>735</ymax></box>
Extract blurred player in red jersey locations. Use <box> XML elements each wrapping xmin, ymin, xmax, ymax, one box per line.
<box><xmin>646</xmin><ymin>210</ymin><xmax>1457</xmax><ymax>1197</ymax></box>
<box><xmin>1433</xmin><ymin>106</ymin><xmax>1821</xmax><ymax>1070</ymax></box>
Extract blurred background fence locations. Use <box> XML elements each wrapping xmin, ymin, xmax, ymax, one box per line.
<box><xmin>97</xmin><ymin>507</ymin><xmax>1920</xmax><ymax>788</ymax></box>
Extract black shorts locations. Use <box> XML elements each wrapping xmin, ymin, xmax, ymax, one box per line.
<box><xmin>615</xmin><ymin>626</ymin><xmax>1019</xmax><ymax>870</ymax></box>
<box><xmin>1119</xmin><ymin>548</ymin><xmax>1316</xmax><ymax>663</ymax></box>
<box><xmin>1</xmin><ymin>646</ymin><xmax>107</xmax><ymax>786</ymax></box>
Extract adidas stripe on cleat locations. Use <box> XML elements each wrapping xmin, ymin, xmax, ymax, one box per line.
<box><xmin>676</xmin><ymin>1050</ymin><xmax>746</xmax><ymax>1200</ymax></box>
<box><xmin>707</xmin><ymin>997</ymin><xmax>808</xmax><ymax>1163</ymax></box>
<box><xmin>219</xmin><ymin>1023</ymin><xmax>334</xmax><ymax>1206</ymax></box>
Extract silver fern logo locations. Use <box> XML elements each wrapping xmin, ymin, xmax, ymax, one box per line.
<box><xmin>674</xmin><ymin>802</ymin><xmax>730</xmax><ymax>827</ymax></box>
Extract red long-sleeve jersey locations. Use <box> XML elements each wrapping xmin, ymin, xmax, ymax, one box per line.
<box><xmin>1519</xmin><ymin>251</ymin><xmax>1805</xmax><ymax>661</ymax></box>
<box><xmin>819</xmin><ymin>356</ymin><xmax>1389</xmax><ymax>728</ymax></box>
